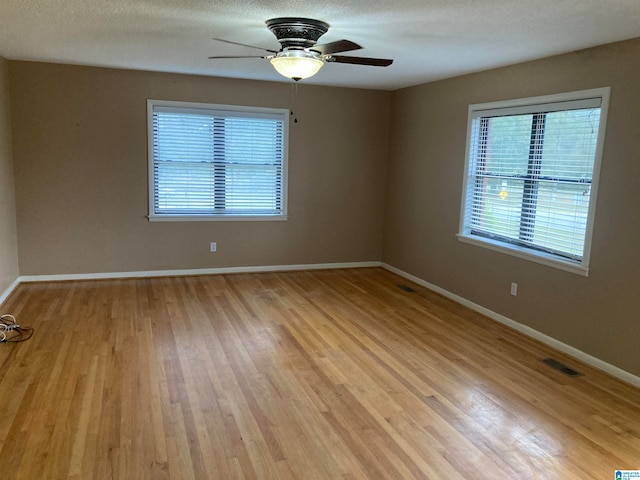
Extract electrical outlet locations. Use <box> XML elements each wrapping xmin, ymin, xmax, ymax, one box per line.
<box><xmin>510</xmin><ymin>282</ymin><xmax>518</xmax><ymax>296</ymax></box>
<box><xmin>210</xmin><ymin>242</ymin><xmax>217</xmax><ymax>252</ymax></box>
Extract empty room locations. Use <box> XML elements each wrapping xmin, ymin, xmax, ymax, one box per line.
<box><xmin>1</xmin><ymin>1</ymin><xmax>639</xmax><ymax>478</ymax></box>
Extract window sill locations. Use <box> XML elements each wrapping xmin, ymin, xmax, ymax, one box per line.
<box><xmin>148</xmin><ymin>214</ymin><xmax>288</xmax><ymax>222</ymax></box>
<box><xmin>456</xmin><ymin>233</ymin><xmax>589</xmax><ymax>277</ymax></box>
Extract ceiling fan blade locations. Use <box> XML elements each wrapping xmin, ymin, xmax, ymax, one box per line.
<box><xmin>311</xmin><ymin>39</ymin><xmax>361</xmax><ymax>55</ymax></box>
<box><xmin>208</xmin><ymin>55</ymin><xmax>267</xmax><ymax>59</ymax></box>
<box><xmin>327</xmin><ymin>55</ymin><xmax>393</xmax><ymax>67</ymax></box>
<box><xmin>213</xmin><ymin>38</ymin><xmax>278</xmax><ymax>54</ymax></box>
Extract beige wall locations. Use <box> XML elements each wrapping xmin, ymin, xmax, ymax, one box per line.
<box><xmin>0</xmin><ymin>57</ymin><xmax>19</xmax><ymax>297</ymax></box>
<box><xmin>9</xmin><ymin>62</ymin><xmax>390</xmax><ymax>275</ymax></box>
<box><xmin>384</xmin><ymin>38</ymin><xmax>640</xmax><ymax>377</ymax></box>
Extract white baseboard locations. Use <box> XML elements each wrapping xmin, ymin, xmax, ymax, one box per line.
<box><xmin>0</xmin><ymin>277</ymin><xmax>20</xmax><ymax>308</ymax></box>
<box><xmin>382</xmin><ymin>262</ymin><xmax>640</xmax><ymax>389</ymax></box>
<box><xmin>18</xmin><ymin>261</ymin><xmax>383</xmax><ymax>283</ymax></box>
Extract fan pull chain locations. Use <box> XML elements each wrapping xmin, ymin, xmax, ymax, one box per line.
<box><xmin>290</xmin><ymin>81</ymin><xmax>299</xmax><ymax>124</ymax></box>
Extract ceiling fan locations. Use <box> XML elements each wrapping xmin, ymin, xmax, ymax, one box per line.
<box><xmin>208</xmin><ymin>17</ymin><xmax>393</xmax><ymax>81</ymax></box>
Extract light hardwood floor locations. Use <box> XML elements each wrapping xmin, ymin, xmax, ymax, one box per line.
<box><xmin>0</xmin><ymin>268</ymin><xmax>638</xmax><ymax>479</ymax></box>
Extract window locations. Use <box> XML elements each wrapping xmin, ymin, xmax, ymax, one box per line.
<box><xmin>458</xmin><ymin>88</ymin><xmax>610</xmax><ymax>275</ymax></box>
<box><xmin>147</xmin><ymin>100</ymin><xmax>288</xmax><ymax>221</ymax></box>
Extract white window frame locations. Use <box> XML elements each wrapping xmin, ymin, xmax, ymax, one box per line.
<box><xmin>147</xmin><ymin>99</ymin><xmax>289</xmax><ymax>222</ymax></box>
<box><xmin>457</xmin><ymin>87</ymin><xmax>610</xmax><ymax>276</ymax></box>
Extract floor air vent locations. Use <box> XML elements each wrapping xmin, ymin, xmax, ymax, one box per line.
<box><xmin>541</xmin><ymin>358</ymin><xmax>583</xmax><ymax>377</ymax></box>
<box><xmin>397</xmin><ymin>284</ymin><xmax>417</xmax><ymax>293</ymax></box>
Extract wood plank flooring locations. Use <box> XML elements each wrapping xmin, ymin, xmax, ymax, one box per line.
<box><xmin>0</xmin><ymin>267</ymin><xmax>638</xmax><ymax>479</ymax></box>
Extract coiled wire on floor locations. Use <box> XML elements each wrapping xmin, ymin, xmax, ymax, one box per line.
<box><xmin>0</xmin><ymin>314</ymin><xmax>33</xmax><ymax>343</ymax></box>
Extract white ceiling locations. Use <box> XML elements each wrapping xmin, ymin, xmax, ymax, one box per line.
<box><xmin>1</xmin><ymin>0</ymin><xmax>639</xmax><ymax>90</ymax></box>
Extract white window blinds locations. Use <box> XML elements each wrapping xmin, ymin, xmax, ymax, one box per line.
<box><xmin>148</xmin><ymin>101</ymin><xmax>288</xmax><ymax>220</ymax></box>
<box><xmin>459</xmin><ymin>89</ymin><xmax>609</xmax><ymax>273</ymax></box>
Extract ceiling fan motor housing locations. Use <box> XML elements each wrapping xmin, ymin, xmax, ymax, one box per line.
<box><xmin>266</xmin><ymin>17</ymin><xmax>329</xmax><ymax>50</ymax></box>
<box><xmin>208</xmin><ymin>17</ymin><xmax>392</xmax><ymax>79</ymax></box>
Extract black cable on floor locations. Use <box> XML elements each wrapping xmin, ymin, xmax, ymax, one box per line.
<box><xmin>0</xmin><ymin>314</ymin><xmax>34</xmax><ymax>343</ymax></box>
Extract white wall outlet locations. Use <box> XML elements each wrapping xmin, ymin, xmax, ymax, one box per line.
<box><xmin>510</xmin><ymin>282</ymin><xmax>518</xmax><ymax>296</ymax></box>
<box><xmin>210</xmin><ymin>242</ymin><xmax>217</xmax><ymax>252</ymax></box>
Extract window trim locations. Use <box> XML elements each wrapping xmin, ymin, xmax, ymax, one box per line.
<box><xmin>457</xmin><ymin>87</ymin><xmax>610</xmax><ymax>276</ymax></box>
<box><xmin>147</xmin><ymin>99</ymin><xmax>289</xmax><ymax>222</ymax></box>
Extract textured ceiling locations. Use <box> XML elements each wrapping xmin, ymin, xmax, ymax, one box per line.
<box><xmin>1</xmin><ymin>0</ymin><xmax>640</xmax><ymax>90</ymax></box>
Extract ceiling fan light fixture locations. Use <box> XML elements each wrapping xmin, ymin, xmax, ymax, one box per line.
<box><xmin>270</xmin><ymin>50</ymin><xmax>324</xmax><ymax>80</ymax></box>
